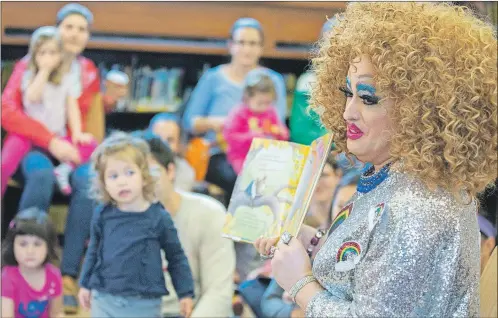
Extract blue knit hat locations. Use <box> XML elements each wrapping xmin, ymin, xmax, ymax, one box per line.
<box><xmin>230</xmin><ymin>17</ymin><xmax>264</xmax><ymax>39</ymax></box>
<box><xmin>29</xmin><ymin>26</ymin><xmax>61</xmax><ymax>55</ymax></box>
<box><xmin>56</xmin><ymin>3</ymin><xmax>94</xmax><ymax>25</ymax></box>
<box><xmin>148</xmin><ymin>113</ymin><xmax>181</xmax><ymax>130</ymax></box>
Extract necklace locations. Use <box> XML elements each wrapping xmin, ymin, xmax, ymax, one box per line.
<box><xmin>357</xmin><ymin>162</ymin><xmax>393</xmax><ymax>194</ymax></box>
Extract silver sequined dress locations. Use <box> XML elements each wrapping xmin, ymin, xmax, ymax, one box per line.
<box><xmin>306</xmin><ymin>170</ymin><xmax>480</xmax><ymax>317</ymax></box>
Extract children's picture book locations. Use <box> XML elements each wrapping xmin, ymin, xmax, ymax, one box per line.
<box><xmin>222</xmin><ymin>133</ymin><xmax>334</xmax><ymax>243</ymax></box>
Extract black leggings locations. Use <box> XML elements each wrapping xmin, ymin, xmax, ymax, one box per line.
<box><xmin>205</xmin><ymin>153</ymin><xmax>237</xmax><ymax>206</ymax></box>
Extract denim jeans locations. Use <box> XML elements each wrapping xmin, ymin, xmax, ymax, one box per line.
<box><xmin>16</xmin><ymin>149</ymin><xmax>95</xmax><ymax>278</ymax></box>
<box><xmin>91</xmin><ymin>290</ymin><xmax>162</xmax><ymax>318</ymax></box>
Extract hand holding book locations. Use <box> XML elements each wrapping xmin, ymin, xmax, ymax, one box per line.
<box><xmin>222</xmin><ymin>133</ymin><xmax>334</xmax><ymax>243</ymax></box>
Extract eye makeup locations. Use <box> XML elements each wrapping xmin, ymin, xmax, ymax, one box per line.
<box><xmin>339</xmin><ymin>78</ymin><xmax>380</xmax><ymax>105</ymax></box>
<box><xmin>357</xmin><ymin>83</ymin><xmax>376</xmax><ymax>95</ymax></box>
<box><xmin>357</xmin><ymin>83</ymin><xmax>379</xmax><ymax>105</ymax></box>
<box><xmin>339</xmin><ymin>77</ymin><xmax>354</xmax><ymax>98</ymax></box>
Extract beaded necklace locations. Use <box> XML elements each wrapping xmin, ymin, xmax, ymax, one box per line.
<box><xmin>357</xmin><ymin>162</ymin><xmax>393</xmax><ymax>194</ymax></box>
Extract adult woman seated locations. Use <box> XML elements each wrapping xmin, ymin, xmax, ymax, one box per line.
<box><xmin>255</xmin><ymin>3</ymin><xmax>496</xmax><ymax>316</ymax></box>
<box><xmin>182</xmin><ymin>17</ymin><xmax>287</xmax><ymax>205</ymax></box>
<box><xmin>1</xmin><ymin>3</ymin><xmax>123</xmax><ymax>314</ymax></box>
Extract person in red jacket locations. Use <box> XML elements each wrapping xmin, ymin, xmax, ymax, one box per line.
<box><xmin>1</xmin><ymin>26</ymin><xmax>98</xmax><ymax>197</ymax></box>
<box><xmin>0</xmin><ymin>3</ymin><xmax>112</xmax><ymax>314</ymax></box>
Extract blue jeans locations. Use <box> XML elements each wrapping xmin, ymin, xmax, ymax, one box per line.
<box><xmin>91</xmin><ymin>290</ymin><xmax>162</xmax><ymax>318</ymax></box>
<box><xmin>17</xmin><ymin>149</ymin><xmax>95</xmax><ymax>278</ymax></box>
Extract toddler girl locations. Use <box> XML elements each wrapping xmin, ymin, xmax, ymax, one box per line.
<box><xmin>0</xmin><ymin>26</ymin><xmax>96</xmax><ymax>197</ymax></box>
<box><xmin>1</xmin><ymin>207</ymin><xmax>63</xmax><ymax>318</ymax></box>
<box><xmin>78</xmin><ymin>132</ymin><xmax>194</xmax><ymax>318</ymax></box>
<box><xmin>223</xmin><ymin>70</ymin><xmax>289</xmax><ymax>174</ymax></box>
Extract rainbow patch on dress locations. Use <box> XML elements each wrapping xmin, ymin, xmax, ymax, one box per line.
<box><xmin>335</xmin><ymin>241</ymin><xmax>361</xmax><ymax>263</ymax></box>
<box><xmin>374</xmin><ymin>203</ymin><xmax>385</xmax><ymax>217</ymax></box>
<box><xmin>328</xmin><ymin>203</ymin><xmax>353</xmax><ymax>235</ymax></box>
<box><xmin>368</xmin><ymin>202</ymin><xmax>386</xmax><ymax>231</ymax></box>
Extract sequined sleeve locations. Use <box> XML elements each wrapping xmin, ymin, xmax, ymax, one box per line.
<box><xmin>306</xmin><ymin>190</ymin><xmax>479</xmax><ymax>317</ymax></box>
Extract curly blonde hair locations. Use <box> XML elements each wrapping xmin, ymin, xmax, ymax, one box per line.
<box><xmin>311</xmin><ymin>2</ymin><xmax>497</xmax><ymax>199</ymax></box>
<box><xmin>90</xmin><ymin>132</ymin><xmax>157</xmax><ymax>204</ymax></box>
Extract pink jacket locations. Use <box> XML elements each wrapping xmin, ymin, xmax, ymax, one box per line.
<box><xmin>223</xmin><ymin>105</ymin><xmax>289</xmax><ymax>174</ymax></box>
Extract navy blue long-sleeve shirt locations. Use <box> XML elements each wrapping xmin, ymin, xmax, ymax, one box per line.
<box><xmin>79</xmin><ymin>203</ymin><xmax>194</xmax><ymax>299</ymax></box>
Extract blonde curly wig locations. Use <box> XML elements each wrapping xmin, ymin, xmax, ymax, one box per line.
<box><xmin>311</xmin><ymin>2</ymin><xmax>497</xmax><ymax>199</ymax></box>
<box><xmin>90</xmin><ymin>131</ymin><xmax>157</xmax><ymax>204</ymax></box>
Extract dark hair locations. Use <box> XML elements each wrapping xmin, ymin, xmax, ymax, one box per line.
<box><xmin>2</xmin><ymin>208</ymin><xmax>59</xmax><ymax>268</ymax></box>
<box><xmin>230</xmin><ymin>17</ymin><xmax>264</xmax><ymax>42</ymax></box>
<box><xmin>56</xmin><ymin>3</ymin><xmax>94</xmax><ymax>25</ymax></box>
<box><xmin>134</xmin><ymin>130</ymin><xmax>176</xmax><ymax>170</ymax></box>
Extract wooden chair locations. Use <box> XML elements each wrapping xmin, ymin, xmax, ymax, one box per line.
<box><xmin>480</xmin><ymin>246</ymin><xmax>497</xmax><ymax>317</ymax></box>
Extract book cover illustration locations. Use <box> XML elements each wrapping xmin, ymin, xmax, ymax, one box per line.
<box><xmin>222</xmin><ymin>134</ymin><xmax>333</xmax><ymax>243</ymax></box>
<box><xmin>223</xmin><ymin>138</ymin><xmax>309</xmax><ymax>243</ymax></box>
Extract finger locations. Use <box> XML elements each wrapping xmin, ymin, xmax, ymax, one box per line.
<box><xmin>85</xmin><ymin>296</ymin><xmax>91</xmax><ymax>310</ymax></box>
<box><xmin>264</xmin><ymin>237</ymin><xmax>279</xmax><ymax>254</ymax></box>
<box><xmin>276</xmin><ymin>237</ymin><xmax>288</xmax><ymax>250</ymax></box>
<box><xmin>254</xmin><ymin>237</ymin><xmax>263</xmax><ymax>252</ymax></box>
<box><xmin>81</xmin><ymin>295</ymin><xmax>89</xmax><ymax>311</ymax></box>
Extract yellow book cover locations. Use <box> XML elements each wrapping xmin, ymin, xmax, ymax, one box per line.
<box><xmin>222</xmin><ymin>133</ymin><xmax>334</xmax><ymax>243</ymax></box>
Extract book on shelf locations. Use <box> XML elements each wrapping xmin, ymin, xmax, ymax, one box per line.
<box><xmin>98</xmin><ymin>62</ymin><xmax>186</xmax><ymax>112</ymax></box>
<box><xmin>222</xmin><ymin>133</ymin><xmax>334</xmax><ymax>243</ymax></box>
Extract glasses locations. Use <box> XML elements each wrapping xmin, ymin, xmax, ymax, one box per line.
<box><xmin>232</xmin><ymin>40</ymin><xmax>262</xmax><ymax>48</ymax></box>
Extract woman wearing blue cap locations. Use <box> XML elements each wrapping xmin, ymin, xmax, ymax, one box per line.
<box><xmin>182</xmin><ymin>17</ymin><xmax>287</xmax><ymax>206</ymax></box>
<box><xmin>0</xmin><ymin>3</ymin><xmax>122</xmax><ymax>315</ymax></box>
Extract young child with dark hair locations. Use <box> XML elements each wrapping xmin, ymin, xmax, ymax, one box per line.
<box><xmin>78</xmin><ymin>131</ymin><xmax>194</xmax><ymax>318</ymax></box>
<box><xmin>1</xmin><ymin>207</ymin><xmax>63</xmax><ymax>318</ymax></box>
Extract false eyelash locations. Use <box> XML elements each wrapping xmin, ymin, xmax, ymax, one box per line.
<box><xmin>339</xmin><ymin>87</ymin><xmax>353</xmax><ymax>97</ymax></box>
<box><xmin>359</xmin><ymin>95</ymin><xmax>380</xmax><ymax>105</ymax></box>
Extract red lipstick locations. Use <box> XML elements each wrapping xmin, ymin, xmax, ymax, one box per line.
<box><xmin>347</xmin><ymin>123</ymin><xmax>364</xmax><ymax>140</ymax></box>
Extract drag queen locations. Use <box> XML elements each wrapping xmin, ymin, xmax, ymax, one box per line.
<box><xmin>255</xmin><ymin>2</ymin><xmax>497</xmax><ymax>317</ymax></box>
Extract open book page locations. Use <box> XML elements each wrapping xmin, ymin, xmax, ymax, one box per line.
<box><xmin>281</xmin><ymin>133</ymin><xmax>334</xmax><ymax>237</ymax></box>
<box><xmin>222</xmin><ymin>138</ymin><xmax>309</xmax><ymax>243</ymax></box>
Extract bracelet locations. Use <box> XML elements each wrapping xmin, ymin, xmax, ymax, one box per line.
<box><xmin>306</xmin><ymin>229</ymin><xmax>325</xmax><ymax>257</ymax></box>
<box><xmin>288</xmin><ymin>275</ymin><xmax>317</xmax><ymax>303</ymax></box>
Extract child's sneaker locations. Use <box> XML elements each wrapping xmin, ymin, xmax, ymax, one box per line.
<box><xmin>54</xmin><ymin>163</ymin><xmax>73</xmax><ymax>195</ymax></box>
<box><xmin>232</xmin><ymin>294</ymin><xmax>244</xmax><ymax>316</ymax></box>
